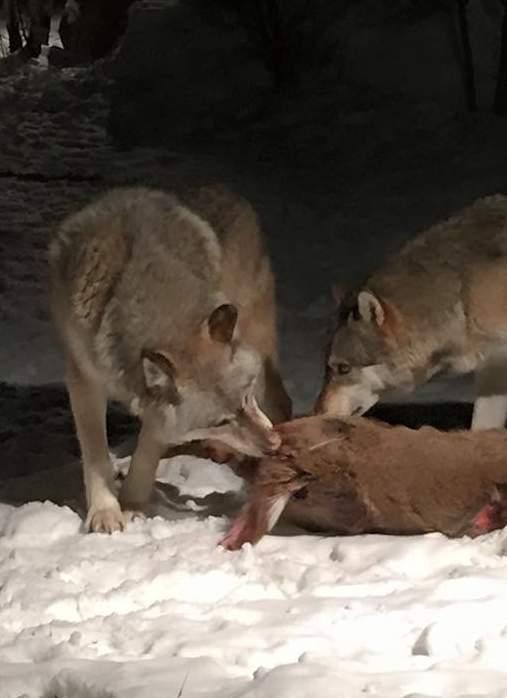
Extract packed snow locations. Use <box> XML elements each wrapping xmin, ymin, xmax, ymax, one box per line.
<box><xmin>4</xmin><ymin>455</ymin><xmax>507</xmax><ymax>698</ymax></box>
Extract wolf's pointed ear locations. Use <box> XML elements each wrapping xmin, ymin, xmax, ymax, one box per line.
<box><xmin>208</xmin><ymin>303</ymin><xmax>238</xmax><ymax>344</ymax></box>
<box><xmin>357</xmin><ymin>290</ymin><xmax>385</xmax><ymax>326</ymax></box>
<box><xmin>141</xmin><ymin>349</ymin><xmax>181</xmax><ymax>404</ymax></box>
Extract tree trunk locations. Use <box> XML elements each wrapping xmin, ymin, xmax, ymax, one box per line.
<box><xmin>50</xmin><ymin>0</ymin><xmax>134</xmax><ymax>67</ymax></box>
<box><xmin>456</xmin><ymin>0</ymin><xmax>477</xmax><ymax>112</ymax></box>
<box><xmin>494</xmin><ymin>0</ymin><xmax>507</xmax><ymax>115</ymax></box>
<box><xmin>5</xmin><ymin>0</ymin><xmax>52</xmax><ymax>58</ymax></box>
<box><xmin>253</xmin><ymin>0</ymin><xmax>288</xmax><ymax>90</ymax></box>
<box><xmin>6</xmin><ymin>0</ymin><xmax>23</xmax><ymax>53</ymax></box>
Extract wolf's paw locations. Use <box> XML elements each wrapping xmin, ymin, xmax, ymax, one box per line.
<box><xmin>86</xmin><ymin>506</ymin><xmax>125</xmax><ymax>534</ymax></box>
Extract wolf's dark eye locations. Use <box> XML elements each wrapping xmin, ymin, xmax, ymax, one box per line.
<box><xmin>337</xmin><ymin>362</ymin><xmax>351</xmax><ymax>375</ymax></box>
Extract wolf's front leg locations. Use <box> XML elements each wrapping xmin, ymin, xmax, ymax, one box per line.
<box><xmin>66</xmin><ymin>356</ymin><xmax>124</xmax><ymax>533</ymax></box>
<box><xmin>119</xmin><ymin>415</ymin><xmax>165</xmax><ymax>516</ymax></box>
<box><xmin>472</xmin><ymin>352</ymin><xmax>507</xmax><ymax>430</ymax></box>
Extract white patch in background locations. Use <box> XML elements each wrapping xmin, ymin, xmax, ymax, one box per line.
<box><xmin>154</xmin><ymin>454</ymin><xmax>243</xmax><ymax>497</ymax></box>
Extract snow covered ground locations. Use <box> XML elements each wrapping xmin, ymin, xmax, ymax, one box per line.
<box><xmin>4</xmin><ymin>456</ymin><xmax>507</xmax><ymax>698</ymax></box>
<box><xmin>2</xmin><ymin>4</ymin><xmax>507</xmax><ymax>694</ymax></box>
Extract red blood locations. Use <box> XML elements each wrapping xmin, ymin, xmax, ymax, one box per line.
<box><xmin>472</xmin><ymin>503</ymin><xmax>501</xmax><ymax>534</ymax></box>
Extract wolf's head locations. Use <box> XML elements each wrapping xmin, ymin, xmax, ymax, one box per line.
<box><xmin>141</xmin><ymin>303</ymin><xmax>281</xmax><ymax>456</ymax></box>
<box><xmin>315</xmin><ymin>289</ymin><xmax>412</xmax><ymax>417</ymax></box>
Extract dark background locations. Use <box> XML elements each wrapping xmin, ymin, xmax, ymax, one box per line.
<box><xmin>0</xmin><ymin>0</ymin><xmax>506</xmax><ymax>494</ymax></box>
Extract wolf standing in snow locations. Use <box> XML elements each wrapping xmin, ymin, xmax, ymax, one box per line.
<box><xmin>49</xmin><ymin>185</ymin><xmax>291</xmax><ymax>533</ymax></box>
<box><xmin>315</xmin><ymin>194</ymin><xmax>507</xmax><ymax>431</ymax></box>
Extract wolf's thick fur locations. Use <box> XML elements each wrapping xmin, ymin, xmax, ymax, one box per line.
<box><xmin>49</xmin><ymin>184</ymin><xmax>291</xmax><ymax>532</ymax></box>
<box><xmin>221</xmin><ymin>415</ymin><xmax>507</xmax><ymax>549</ymax></box>
<box><xmin>315</xmin><ymin>195</ymin><xmax>507</xmax><ymax>429</ymax></box>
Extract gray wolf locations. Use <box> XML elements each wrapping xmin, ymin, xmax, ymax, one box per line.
<box><xmin>49</xmin><ymin>184</ymin><xmax>291</xmax><ymax>532</ymax></box>
<box><xmin>315</xmin><ymin>194</ymin><xmax>507</xmax><ymax>430</ymax></box>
